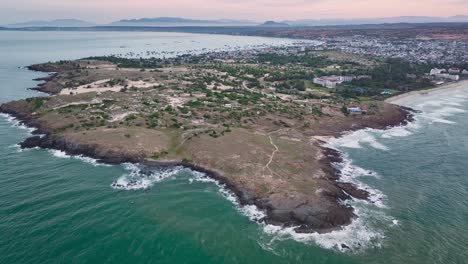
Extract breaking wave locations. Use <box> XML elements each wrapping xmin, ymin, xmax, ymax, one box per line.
<box><xmin>0</xmin><ymin>113</ymin><xmax>36</xmax><ymax>133</ymax></box>
<box><xmin>333</xmin><ymin>155</ymin><xmax>387</xmax><ymax>208</ymax></box>
<box><xmin>111</xmin><ymin>164</ymin><xmax>183</xmax><ymax>190</ymax></box>
<box><xmin>313</xmin><ymin>88</ymin><xmax>468</xmax><ymax>252</ymax></box>
<box><xmin>262</xmin><ymin>205</ymin><xmax>393</xmax><ymax>252</ymax></box>
<box><xmin>189</xmin><ymin>170</ymin><xmax>267</xmax><ymax>222</ymax></box>
<box><xmin>49</xmin><ymin>149</ymin><xmax>110</xmax><ymax>167</ymax></box>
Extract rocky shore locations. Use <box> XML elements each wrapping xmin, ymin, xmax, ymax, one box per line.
<box><xmin>0</xmin><ymin>100</ymin><xmax>412</xmax><ymax>233</ymax></box>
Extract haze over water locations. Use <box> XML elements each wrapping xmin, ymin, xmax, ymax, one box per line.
<box><xmin>0</xmin><ymin>31</ymin><xmax>467</xmax><ymax>264</ymax></box>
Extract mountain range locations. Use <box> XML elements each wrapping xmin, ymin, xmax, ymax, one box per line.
<box><xmin>5</xmin><ymin>16</ymin><xmax>468</xmax><ymax>28</ymax></box>
<box><xmin>7</xmin><ymin>19</ymin><xmax>95</xmax><ymax>28</ymax></box>
<box><xmin>109</xmin><ymin>17</ymin><xmax>256</xmax><ymax>26</ymax></box>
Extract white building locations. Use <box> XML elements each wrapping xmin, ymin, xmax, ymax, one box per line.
<box><xmin>430</xmin><ymin>68</ymin><xmax>446</xmax><ymax>75</ymax></box>
<box><xmin>434</xmin><ymin>73</ymin><xmax>460</xmax><ymax>81</ymax></box>
<box><xmin>313</xmin><ymin>75</ymin><xmax>356</xmax><ymax>89</ymax></box>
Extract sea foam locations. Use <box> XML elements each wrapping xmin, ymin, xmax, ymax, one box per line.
<box><xmin>49</xmin><ymin>149</ymin><xmax>109</xmax><ymax>167</ymax></box>
<box><xmin>0</xmin><ymin>113</ymin><xmax>36</xmax><ymax>133</ymax></box>
<box><xmin>111</xmin><ymin>164</ymin><xmax>183</xmax><ymax>190</ymax></box>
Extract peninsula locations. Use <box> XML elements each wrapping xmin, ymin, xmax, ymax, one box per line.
<box><xmin>1</xmin><ymin>46</ymin><xmax>423</xmax><ymax>233</ymax></box>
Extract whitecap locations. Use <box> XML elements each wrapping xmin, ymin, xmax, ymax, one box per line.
<box><xmin>48</xmin><ymin>149</ymin><xmax>109</xmax><ymax>166</ymax></box>
<box><xmin>327</xmin><ymin>129</ymin><xmax>389</xmax><ymax>151</ymax></box>
<box><xmin>111</xmin><ymin>164</ymin><xmax>183</xmax><ymax>190</ymax></box>
<box><xmin>190</xmin><ymin>170</ymin><xmax>267</xmax><ymax>222</ymax></box>
<box><xmin>380</xmin><ymin>125</ymin><xmax>414</xmax><ymax>138</ymax></box>
<box><xmin>333</xmin><ymin>155</ymin><xmax>387</xmax><ymax>208</ymax></box>
<box><xmin>0</xmin><ymin>113</ymin><xmax>35</xmax><ymax>133</ymax></box>
<box><xmin>262</xmin><ymin>206</ymin><xmax>386</xmax><ymax>252</ymax></box>
<box><xmin>50</xmin><ymin>149</ymin><xmax>70</xmax><ymax>158</ymax></box>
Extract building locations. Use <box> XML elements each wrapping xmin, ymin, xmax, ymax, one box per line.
<box><xmin>430</xmin><ymin>68</ymin><xmax>446</xmax><ymax>75</ymax></box>
<box><xmin>448</xmin><ymin>68</ymin><xmax>461</xmax><ymax>74</ymax></box>
<box><xmin>434</xmin><ymin>73</ymin><xmax>460</xmax><ymax>81</ymax></box>
<box><xmin>360</xmin><ymin>105</ymin><xmax>368</xmax><ymax>114</ymax></box>
<box><xmin>342</xmin><ymin>76</ymin><xmax>356</xmax><ymax>82</ymax></box>
<box><xmin>347</xmin><ymin>106</ymin><xmax>362</xmax><ymax>114</ymax></box>
<box><xmin>313</xmin><ymin>75</ymin><xmax>356</xmax><ymax>89</ymax></box>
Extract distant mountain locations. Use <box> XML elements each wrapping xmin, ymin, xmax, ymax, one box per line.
<box><xmin>110</xmin><ymin>17</ymin><xmax>256</xmax><ymax>27</ymax></box>
<box><xmin>7</xmin><ymin>19</ymin><xmax>95</xmax><ymax>28</ymax></box>
<box><xmin>284</xmin><ymin>16</ymin><xmax>468</xmax><ymax>26</ymax></box>
<box><xmin>259</xmin><ymin>21</ymin><xmax>289</xmax><ymax>27</ymax></box>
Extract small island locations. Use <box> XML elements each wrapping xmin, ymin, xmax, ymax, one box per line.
<box><xmin>1</xmin><ymin>46</ymin><xmax>427</xmax><ymax>233</ymax></box>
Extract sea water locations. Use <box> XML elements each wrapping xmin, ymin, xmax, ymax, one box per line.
<box><xmin>1</xmin><ymin>31</ymin><xmax>467</xmax><ymax>264</ymax></box>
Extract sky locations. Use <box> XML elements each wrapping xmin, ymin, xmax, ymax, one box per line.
<box><xmin>1</xmin><ymin>0</ymin><xmax>468</xmax><ymax>25</ymax></box>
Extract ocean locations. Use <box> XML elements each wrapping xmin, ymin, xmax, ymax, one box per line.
<box><xmin>0</xmin><ymin>31</ymin><xmax>467</xmax><ymax>264</ymax></box>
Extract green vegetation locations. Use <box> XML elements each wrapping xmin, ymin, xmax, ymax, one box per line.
<box><xmin>26</xmin><ymin>97</ymin><xmax>48</xmax><ymax>110</ymax></box>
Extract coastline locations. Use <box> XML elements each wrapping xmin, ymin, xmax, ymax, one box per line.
<box><xmin>1</xmin><ymin>106</ymin><xmax>409</xmax><ymax>235</ymax></box>
<box><xmin>386</xmin><ymin>80</ymin><xmax>468</xmax><ymax>105</ymax></box>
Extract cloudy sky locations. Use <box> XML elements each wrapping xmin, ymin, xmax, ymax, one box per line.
<box><xmin>2</xmin><ymin>0</ymin><xmax>468</xmax><ymax>24</ymax></box>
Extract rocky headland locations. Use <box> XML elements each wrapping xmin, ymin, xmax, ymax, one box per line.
<box><xmin>1</xmin><ymin>54</ymin><xmax>413</xmax><ymax>233</ymax></box>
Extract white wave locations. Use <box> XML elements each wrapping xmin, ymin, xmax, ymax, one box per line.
<box><xmin>380</xmin><ymin>125</ymin><xmax>414</xmax><ymax>139</ymax></box>
<box><xmin>442</xmin><ymin>101</ymin><xmax>463</xmax><ymax>107</ymax></box>
<box><xmin>327</xmin><ymin>129</ymin><xmax>389</xmax><ymax>151</ymax></box>
<box><xmin>334</xmin><ymin>156</ymin><xmax>387</xmax><ymax>208</ymax></box>
<box><xmin>50</xmin><ymin>149</ymin><xmax>70</xmax><ymax>158</ymax></box>
<box><xmin>433</xmin><ymin>106</ymin><xmax>466</xmax><ymax>115</ymax></box>
<box><xmin>262</xmin><ymin>206</ymin><xmax>386</xmax><ymax>252</ymax></box>
<box><xmin>75</xmin><ymin>155</ymin><xmax>106</xmax><ymax>166</ymax></box>
<box><xmin>49</xmin><ymin>149</ymin><xmax>109</xmax><ymax>166</ymax></box>
<box><xmin>0</xmin><ymin>113</ymin><xmax>35</xmax><ymax>133</ymax></box>
<box><xmin>418</xmin><ymin>106</ymin><xmax>465</xmax><ymax>124</ymax></box>
<box><xmin>111</xmin><ymin>164</ymin><xmax>183</xmax><ymax>190</ymax></box>
<box><xmin>190</xmin><ymin>170</ymin><xmax>267</xmax><ymax>222</ymax></box>
<box><xmin>7</xmin><ymin>144</ymin><xmax>27</xmax><ymax>153</ymax></box>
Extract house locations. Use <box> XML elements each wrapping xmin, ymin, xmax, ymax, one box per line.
<box><xmin>449</xmin><ymin>68</ymin><xmax>461</xmax><ymax>74</ymax></box>
<box><xmin>360</xmin><ymin>105</ymin><xmax>368</xmax><ymax>114</ymax></box>
<box><xmin>347</xmin><ymin>106</ymin><xmax>362</xmax><ymax>114</ymax></box>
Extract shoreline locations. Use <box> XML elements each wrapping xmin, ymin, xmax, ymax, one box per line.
<box><xmin>386</xmin><ymin>80</ymin><xmax>468</xmax><ymax>105</ymax></box>
<box><xmin>0</xmin><ymin>101</ymin><xmax>411</xmax><ymax>235</ymax></box>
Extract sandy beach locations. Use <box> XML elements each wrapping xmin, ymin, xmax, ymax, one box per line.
<box><xmin>386</xmin><ymin>80</ymin><xmax>468</xmax><ymax>105</ymax></box>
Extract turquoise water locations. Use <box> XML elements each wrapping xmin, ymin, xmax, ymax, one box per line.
<box><xmin>1</xmin><ymin>31</ymin><xmax>467</xmax><ymax>264</ymax></box>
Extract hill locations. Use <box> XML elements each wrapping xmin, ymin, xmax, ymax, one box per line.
<box><xmin>7</xmin><ymin>19</ymin><xmax>95</xmax><ymax>28</ymax></box>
